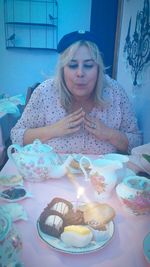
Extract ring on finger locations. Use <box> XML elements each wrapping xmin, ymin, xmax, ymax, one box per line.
<box><xmin>69</xmin><ymin>122</ymin><xmax>73</xmax><ymax>128</ymax></box>
<box><xmin>91</xmin><ymin>122</ymin><xmax>96</xmax><ymax>129</ymax></box>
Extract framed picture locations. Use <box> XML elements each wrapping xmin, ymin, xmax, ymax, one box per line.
<box><xmin>113</xmin><ymin>0</ymin><xmax>150</xmax><ymax>86</ymax></box>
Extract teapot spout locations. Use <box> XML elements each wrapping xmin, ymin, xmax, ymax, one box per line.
<box><xmin>49</xmin><ymin>155</ymin><xmax>74</xmax><ymax>179</ymax></box>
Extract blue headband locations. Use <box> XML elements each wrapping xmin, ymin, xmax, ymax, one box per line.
<box><xmin>57</xmin><ymin>30</ymin><xmax>99</xmax><ymax>53</ymax></box>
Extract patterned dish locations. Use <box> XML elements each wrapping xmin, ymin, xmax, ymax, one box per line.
<box><xmin>37</xmin><ymin>220</ymin><xmax>114</xmax><ymax>254</ymax></box>
<box><xmin>0</xmin><ymin>186</ymin><xmax>32</xmax><ymax>202</ymax></box>
<box><xmin>143</xmin><ymin>232</ymin><xmax>150</xmax><ymax>263</ymax></box>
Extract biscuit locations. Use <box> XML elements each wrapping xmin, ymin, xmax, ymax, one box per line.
<box><xmin>79</xmin><ymin>202</ymin><xmax>115</xmax><ymax>230</ymax></box>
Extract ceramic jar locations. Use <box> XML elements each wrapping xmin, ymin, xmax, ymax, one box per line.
<box><xmin>80</xmin><ymin>156</ymin><xmax>123</xmax><ymax>200</ymax></box>
<box><xmin>116</xmin><ymin>175</ymin><xmax>150</xmax><ymax>215</ymax></box>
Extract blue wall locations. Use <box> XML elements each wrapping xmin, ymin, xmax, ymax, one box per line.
<box><xmin>0</xmin><ymin>0</ymin><xmax>91</xmax><ymax>97</ymax></box>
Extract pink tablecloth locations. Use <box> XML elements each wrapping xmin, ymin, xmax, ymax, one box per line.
<box><xmin>0</xmin><ymin>159</ymin><xmax>149</xmax><ymax>267</ymax></box>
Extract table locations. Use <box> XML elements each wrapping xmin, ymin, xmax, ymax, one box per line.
<box><xmin>0</xmin><ymin>159</ymin><xmax>150</xmax><ymax>267</ymax></box>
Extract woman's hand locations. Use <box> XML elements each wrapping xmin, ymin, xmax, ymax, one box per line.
<box><xmin>84</xmin><ymin>114</ymin><xmax>111</xmax><ymax>141</ymax></box>
<box><xmin>84</xmin><ymin>114</ymin><xmax>128</xmax><ymax>152</ymax></box>
<box><xmin>23</xmin><ymin>108</ymin><xmax>85</xmax><ymax>144</ymax></box>
<box><xmin>50</xmin><ymin>108</ymin><xmax>85</xmax><ymax>138</ymax></box>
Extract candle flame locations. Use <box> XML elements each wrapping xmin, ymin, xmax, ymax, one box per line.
<box><xmin>77</xmin><ymin>186</ymin><xmax>85</xmax><ymax>199</ymax></box>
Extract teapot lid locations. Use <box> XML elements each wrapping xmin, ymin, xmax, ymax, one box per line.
<box><xmin>0</xmin><ymin>212</ymin><xmax>12</xmax><ymax>241</ymax></box>
<box><xmin>22</xmin><ymin>139</ymin><xmax>54</xmax><ymax>154</ymax></box>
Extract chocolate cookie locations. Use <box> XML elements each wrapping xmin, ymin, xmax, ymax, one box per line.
<box><xmin>64</xmin><ymin>209</ymin><xmax>85</xmax><ymax>226</ymax></box>
<box><xmin>39</xmin><ymin>210</ymin><xmax>65</xmax><ymax>238</ymax></box>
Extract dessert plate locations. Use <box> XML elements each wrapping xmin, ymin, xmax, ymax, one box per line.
<box><xmin>61</xmin><ymin>154</ymin><xmax>83</xmax><ymax>174</ymax></box>
<box><xmin>0</xmin><ymin>186</ymin><xmax>32</xmax><ymax>202</ymax></box>
<box><xmin>143</xmin><ymin>232</ymin><xmax>150</xmax><ymax>263</ymax></box>
<box><xmin>0</xmin><ymin>174</ymin><xmax>23</xmax><ymax>186</ymax></box>
<box><xmin>37</xmin><ymin>220</ymin><xmax>114</xmax><ymax>254</ymax></box>
<box><xmin>61</xmin><ymin>153</ymin><xmax>92</xmax><ymax>175</ymax></box>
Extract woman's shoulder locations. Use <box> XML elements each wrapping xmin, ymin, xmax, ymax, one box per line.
<box><xmin>104</xmin><ymin>74</ymin><xmax>122</xmax><ymax>90</ymax></box>
<box><xmin>38</xmin><ymin>78</ymin><xmax>57</xmax><ymax>91</ymax></box>
<box><xmin>34</xmin><ymin>78</ymin><xmax>59</xmax><ymax>97</ymax></box>
<box><xmin>103</xmin><ymin>74</ymin><xmax>128</xmax><ymax>97</ymax></box>
<box><xmin>101</xmin><ymin>75</ymin><xmax>131</xmax><ymax>107</ymax></box>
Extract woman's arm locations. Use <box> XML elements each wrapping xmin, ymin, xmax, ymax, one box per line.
<box><xmin>23</xmin><ymin>108</ymin><xmax>85</xmax><ymax>145</ymax></box>
<box><xmin>11</xmin><ymin>82</ymin><xmax>46</xmax><ymax>145</ymax></box>
<box><xmin>23</xmin><ymin>125</ymin><xmax>53</xmax><ymax>145</ymax></box>
<box><xmin>84</xmin><ymin>77</ymin><xmax>142</xmax><ymax>153</ymax></box>
<box><xmin>11</xmin><ymin>80</ymin><xmax>85</xmax><ymax>145</ymax></box>
<box><xmin>106</xmin><ymin>128</ymin><xmax>129</xmax><ymax>152</ymax></box>
<box><xmin>84</xmin><ymin>116</ymin><xmax>129</xmax><ymax>153</ymax></box>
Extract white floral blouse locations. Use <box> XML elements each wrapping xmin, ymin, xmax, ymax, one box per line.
<box><xmin>11</xmin><ymin>75</ymin><xmax>142</xmax><ymax>154</ymax></box>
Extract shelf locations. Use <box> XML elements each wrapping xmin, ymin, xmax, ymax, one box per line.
<box><xmin>6</xmin><ymin>22</ymin><xmax>57</xmax><ymax>27</ymax></box>
<box><xmin>6</xmin><ymin>46</ymin><xmax>57</xmax><ymax>51</ymax></box>
<box><xmin>4</xmin><ymin>0</ymin><xmax>58</xmax><ymax>50</ymax></box>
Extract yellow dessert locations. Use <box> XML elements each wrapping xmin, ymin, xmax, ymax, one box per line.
<box><xmin>61</xmin><ymin>225</ymin><xmax>93</xmax><ymax>247</ymax></box>
<box><xmin>0</xmin><ymin>175</ymin><xmax>23</xmax><ymax>186</ymax></box>
<box><xmin>64</xmin><ymin>225</ymin><xmax>91</xmax><ymax>235</ymax></box>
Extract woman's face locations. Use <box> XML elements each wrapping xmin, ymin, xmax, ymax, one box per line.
<box><xmin>63</xmin><ymin>45</ymin><xmax>98</xmax><ymax>100</ymax></box>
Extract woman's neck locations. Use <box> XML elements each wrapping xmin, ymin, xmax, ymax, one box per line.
<box><xmin>71</xmin><ymin>97</ymin><xmax>95</xmax><ymax>113</ymax></box>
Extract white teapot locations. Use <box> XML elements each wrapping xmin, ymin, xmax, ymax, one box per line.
<box><xmin>80</xmin><ymin>156</ymin><xmax>123</xmax><ymax>200</ymax></box>
<box><xmin>7</xmin><ymin>139</ymin><xmax>73</xmax><ymax>181</ymax></box>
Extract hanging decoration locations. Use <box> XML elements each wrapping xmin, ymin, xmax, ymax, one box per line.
<box><xmin>124</xmin><ymin>0</ymin><xmax>150</xmax><ymax>86</ymax></box>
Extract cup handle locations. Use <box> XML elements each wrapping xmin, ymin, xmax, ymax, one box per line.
<box><xmin>79</xmin><ymin>156</ymin><xmax>92</xmax><ymax>181</ymax></box>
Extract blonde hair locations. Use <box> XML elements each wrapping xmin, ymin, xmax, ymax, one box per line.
<box><xmin>55</xmin><ymin>40</ymin><xmax>107</xmax><ymax>111</ymax></box>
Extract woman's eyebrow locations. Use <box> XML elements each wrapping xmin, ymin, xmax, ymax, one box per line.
<box><xmin>84</xmin><ymin>59</ymin><xmax>94</xmax><ymax>63</ymax></box>
<box><xmin>69</xmin><ymin>59</ymin><xmax>94</xmax><ymax>63</ymax></box>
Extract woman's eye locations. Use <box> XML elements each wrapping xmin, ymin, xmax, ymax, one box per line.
<box><xmin>84</xmin><ymin>64</ymin><xmax>94</xmax><ymax>68</ymax></box>
<box><xmin>67</xmin><ymin>63</ymin><xmax>94</xmax><ymax>69</ymax></box>
<box><xmin>68</xmin><ymin>64</ymin><xmax>78</xmax><ymax>69</ymax></box>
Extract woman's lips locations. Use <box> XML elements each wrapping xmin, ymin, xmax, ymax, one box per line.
<box><xmin>74</xmin><ymin>82</ymin><xmax>87</xmax><ymax>86</ymax></box>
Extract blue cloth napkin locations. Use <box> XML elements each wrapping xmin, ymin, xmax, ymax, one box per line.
<box><xmin>0</xmin><ymin>94</ymin><xmax>25</xmax><ymax>117</ymax></box>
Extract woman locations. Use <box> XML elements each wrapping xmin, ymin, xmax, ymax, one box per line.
<box><xmin>11</xmin><ymin>31</ymin><xmax>142</xmax><ymax>154</ymax></box>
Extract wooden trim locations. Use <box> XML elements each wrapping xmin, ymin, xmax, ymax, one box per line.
<box><xmin>112</xmin><ymin>0</ymin><xmax>124</xmax><ymax>78</ymax></box>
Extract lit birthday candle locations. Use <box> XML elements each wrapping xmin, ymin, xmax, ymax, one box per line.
<box><xmin>74</xmin><ymin>186</ymin><xmax>85</xmax><ymax>212</ymax></box>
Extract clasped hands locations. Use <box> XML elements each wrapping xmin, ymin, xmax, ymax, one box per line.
<box><xmin>50</xmin><ymin>108</ymin><xmax>112</xmax><ymax>141</ymax></box>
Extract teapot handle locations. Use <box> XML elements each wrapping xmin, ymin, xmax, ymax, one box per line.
<box><xmin>7</xmin><ymin>144</ymin><xmax>22</xmax><ymax>160</ymax></box>
<box><xmin>79</xmin><ymin>156</ymin><xmax>92</xmax><ymax>181</ymax></box>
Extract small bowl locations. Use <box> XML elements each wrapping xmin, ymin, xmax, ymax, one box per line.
<box><xmin>116</xmin><ymin>175</ymin><xmax>150</xmax><ymax>215</ymax></box>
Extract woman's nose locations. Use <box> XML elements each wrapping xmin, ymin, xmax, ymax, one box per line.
<box><xmin>76</xmin><ymin>66</ymin><xmax>84</xmax><ymax>77</ymax></box>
